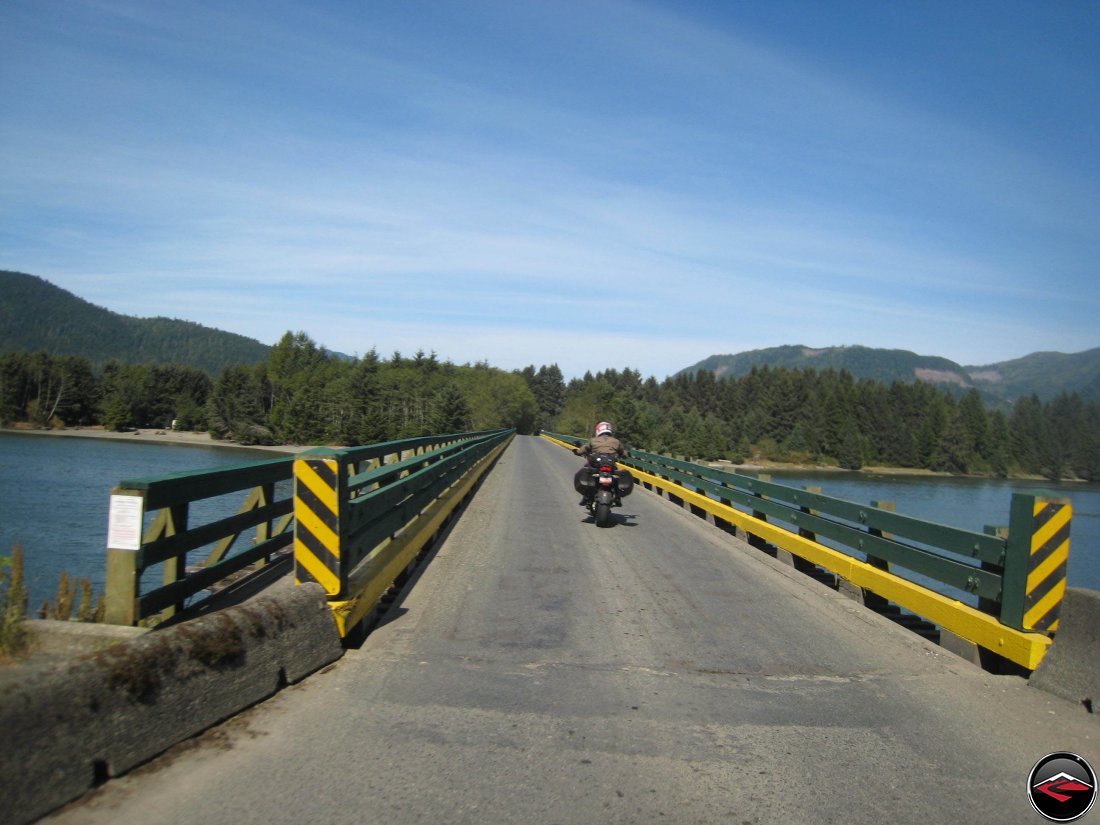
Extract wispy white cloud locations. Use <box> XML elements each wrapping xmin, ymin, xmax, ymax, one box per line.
<box><xmin>2</xmin><ymin>0</ymin><xmax>1097</xmax><ymax>377</ymax></box>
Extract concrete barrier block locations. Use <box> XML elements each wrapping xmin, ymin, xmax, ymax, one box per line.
<box><xmin>1029</xmin><ymin>587</ymin><xmax>1100</xmax><ymax>712</ymax></box>
<box><xmin>24</xmin><ymin>618</ymin><xmax>148</xmax><ymax>656</ymax></box>
<box><xmin>0</xmin><ymin>582</ymin><xmax>342</xmax><ymax>825</ymax></box>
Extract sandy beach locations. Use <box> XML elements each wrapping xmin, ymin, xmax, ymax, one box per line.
<box><xmin>0</xmin><ymin>425</ymin><xmax>312</xmax><ymax>454</ymax></box>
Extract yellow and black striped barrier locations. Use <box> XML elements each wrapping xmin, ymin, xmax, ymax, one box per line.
<box><xmin>1003</xmin><ymin>494</ymin><xmax>1070</xmax><ymax>635</ymax></box>
<box><xmin>293</xmin><ymin>452</ymin><xmax>346</xmax><ymax>597</ymax></box>
<box><xmin>293</xmin><ymin>431</ymin><xmax>514</xmax><ymax>637</ymax></box>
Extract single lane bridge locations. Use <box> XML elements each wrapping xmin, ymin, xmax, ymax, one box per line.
<box><xmin>29</xmin><ymin>435</ymin><xmax>1099</xmax><ymax>824</ymax></box>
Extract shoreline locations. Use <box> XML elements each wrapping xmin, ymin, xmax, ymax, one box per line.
<box><xmin>712</xmin><ymin>457</ymin><xmax>1072</xmax><ymax>483</ymax></box>
<box><xmin>0</xmin><ymin>426</ymin><xmax>312</xmax><ymax>454</ymax></box>
<box><xmin>3</xmin><ymin>426</ymin><xmax>1075</xmax><ymax>483</ymax></box>
<box><xmin>714</xmin><ymin>459</ymin><xmax>951</xmax><ymax>477</ymax></box>
<box><xmin>694</xmin><ymin>457</ymin><xmax>1073</xmax><ymax>484</ymax></box>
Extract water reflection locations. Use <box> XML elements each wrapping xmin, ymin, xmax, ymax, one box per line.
<box><xmin>743</xmin><ymin>469</ymin><xmax>1099</xmax><ymax>592</ymax></box>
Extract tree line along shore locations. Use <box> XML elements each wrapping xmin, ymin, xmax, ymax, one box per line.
<box><xmin>3</xmin><ymin>331</ymin><xmax>1098</xmax><ymax>481</ymax></box>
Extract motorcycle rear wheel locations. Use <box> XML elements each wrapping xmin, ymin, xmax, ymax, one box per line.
<box><xmin>595</xmin><ymin>501</ymin><xmax>612</xmax><ymax>527</ymax></box>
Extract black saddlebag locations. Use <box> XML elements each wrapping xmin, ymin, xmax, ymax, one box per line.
<box><xmin>616</xmin><ymin>468</ymin><xmax>634</xmax><ymax>497</ymax></box>
<box><xmin>574</xmin><ymin>466</ymin><xmax>595</xmax><ymax>495</ymax></box>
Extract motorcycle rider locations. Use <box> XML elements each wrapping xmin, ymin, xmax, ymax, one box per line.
<box><xmin>574</xmin><ymin>421</ymin><xmax>629</xmax><ymax>462</ymax></box>
<box><xmin>574</xmin><ymin>421</ymin><xmax>629</xmax><ymax>505</ymax></box>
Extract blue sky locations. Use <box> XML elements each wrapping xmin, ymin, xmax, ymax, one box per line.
<box><xmin>2</xmin><ymin>1</ymin><xmax>1097</xmax><ymax>379</ymax></box>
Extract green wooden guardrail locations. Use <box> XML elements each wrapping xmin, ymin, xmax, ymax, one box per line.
<box><xmin>104</xmin><ymin>429</ymin><xmax>511</xmax><ymax>628</ymax></box>
<box><xmin>105</xmin><ymin>455</ymin><xmax>296</xmax><ymax>626</ymax></box>
<box><xmin>542</xmin><ymin>430</ymin><xmax>1069</xmax><ymax>668</ymax></box>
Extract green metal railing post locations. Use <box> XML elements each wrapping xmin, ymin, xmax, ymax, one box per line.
<box><xmin>863</xmin><ymin>501</ymin><xmax>895</xmax><ymax>610</ymax></box>
<box><xmin>786</xmin><ymin>485</ymin><xmax>823</xmax><ymax>575</ymax></box>
<box><xmin>747</xmin><ymin>474</ymin><xmax>770</xmax><ymax>553</ymax></box>
<box><xmin>798</xmin><ymin>487</ymin><xmax>821</xmax><ymax>542</ymax></box>
<box><xmin>980</xmin><ymin>525</ymin><xmax>1008</xmax><ymax>616</ymax></box>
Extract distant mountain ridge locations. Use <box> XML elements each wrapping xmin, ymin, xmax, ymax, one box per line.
<box><xmin>4</xmin><ymin>270</ymin><xmax>1097</xmax><ymax>403</ymax></box>
<box><xmin>966</xmin><ymin>349</ymin><xmax>1100</xmax><ymax>405</ymax></box>
<box><xmin>0</xmin><ymin>270</ymin><xmax>270</xmax><ymax>375</ymax></box>
<box><xmin>680</xmin><ymin>344</ymin><xmax>1100</xmax><ymax>405</ymax></box>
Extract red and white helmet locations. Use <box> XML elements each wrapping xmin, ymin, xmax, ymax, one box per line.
<box><xmin>594</xmin><ymin>421</ymin><xmax>613</xmax><ymax>437</ymax></box>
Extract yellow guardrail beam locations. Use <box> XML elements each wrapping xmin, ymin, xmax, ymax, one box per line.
<box><xmin>540</xmin><ymin>433</ymin><xmax>1051</xmax><ymax>670</ymax></box>
<box><xmin>541</xmin><ymin>434</ymin><xmax>576</xmax><ymax>450</ymax></box>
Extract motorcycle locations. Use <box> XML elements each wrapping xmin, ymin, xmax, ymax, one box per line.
<box><xmin>573</xmin><ymin>452</ymin><xmax>634</xmax><ymax>527</ymax></box>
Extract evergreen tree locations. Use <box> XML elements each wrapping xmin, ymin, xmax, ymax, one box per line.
<box><xmin>98</xmin><ymin>362</ymin><xmax>142</xmax><ymax>430</ymax></box>
<box><xmin>599</xmin><ymin>395</ymin><xmax>634</xmax><ymax>446</ymax></box>
<box><xmin>682</xmin><ymin>408</ymin><xmax>709</xmax><ymax>460</ymax></box>
<box><xmin>836</xmin><ymin>417</ymin><xmax>864</xmax><ymax>470</ymax></box>
<box><xmin>985</xmin><ymin>410</ymin><xmax>1011</xmax><ymax>478</ymax></box>
<box><xmin>958</xmin><ymin>389</ymin><xmax>989</xmax><ymax>467</ymax></box>
<box><xmin>1074</xmin><ymin>404</ymin><xmax>1100</xmax><ymax>481</ymax></box>
<box><xmin>931</xmin><ymin>409</ymin><xmax>974</xmax><ymax>474</ymax></box>
<box><xmin>782</xmin><ymin>420</ymin><xmax>816</xmax><ymax>459</ymax></box>
<box><xmin>916</xmin><ymin>393</ymin><xmax>950</xmax><ymax>467</ymax></box>
<box><xmin>0</xmin><ymin>353</ymin><xmax>30</xmax><ymax>424</ymax></box>
<box><xmin>521</xmin><ymin>363</ymin><xmax>566</xmax><ymax>431</ymax></box>
<box><xmin>653</xmin><ymin>405</ymin><xmax>687</xmax><ymax>455</ymax></box>
<box><xmin>55</xmin><ymin>355</ymin><xmax>98</xmax><ymax>425</ymax></box>
<box><xmin>207</xmin><ymin>365</ymin><xmax>271</xmax><ymax>444</ymax></box>
<box><xmin>431</xmin><ymin>383</ymin><xmax>472</xmax><ymax>433</ymax></box>
<box><xmin>101</xmin><ymin>394</ymin><xmax>133</xmax><ymax>432</ymax></box>
<box><xmin>701</xmin><ymin>414</ymin><xmax>730</xmax><ymax>460</ymax></box>
<box><xmin>1009</xmin><ymin>394</ymin><xmax>1045</xmax><ymax>474</ymax></box>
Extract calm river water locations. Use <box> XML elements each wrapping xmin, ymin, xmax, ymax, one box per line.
<box><xmin>0</xmin><ymin>432</ymin><xmax>286</xmax><ymax>610</ymax></box>
<box><xmin>1</xmin><ymin>432</ymin><xmax>1097</xmax><ymax>610</ymax></box>
<box><xmin>762</xmin><ymin>468</ymin><xmax>1100</xmax><ymax>594</ymax></box>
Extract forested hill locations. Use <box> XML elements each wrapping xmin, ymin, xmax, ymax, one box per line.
<box><xmin>967</xmin><ymin>349</ymin><xmax>1100</xmax><ymax>406</ymax></box>
<box><xmin>0</xmin><ymin>271</ymin><xmax>270</xmax><ymax>375</ymax></box>
<box><xmin>679</xmin><ymin>345</ymin><xmax>1100</xmax><ymax>404</ymax></box>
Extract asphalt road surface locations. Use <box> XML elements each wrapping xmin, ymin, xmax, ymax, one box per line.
<box><xmin>46</xmin><ymin>435</ymin><xmax>1098</xmax><ymax>825</ymax></box>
